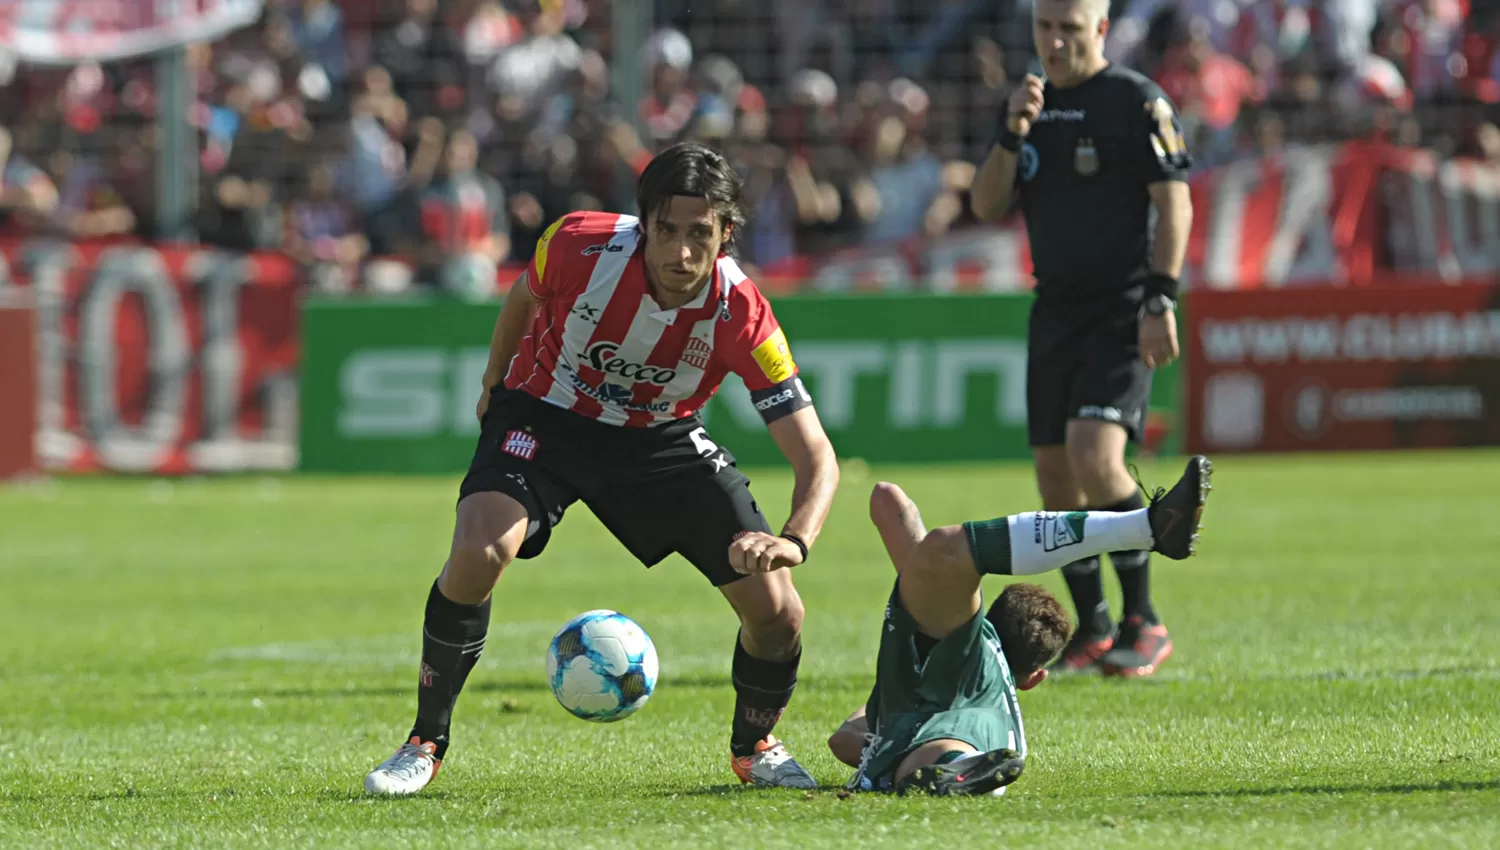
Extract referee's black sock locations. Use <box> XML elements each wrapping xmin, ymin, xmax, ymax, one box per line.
<box><xmin>1061</xmin><ymin>557</ymin><xmax>1113</xmax><ymax>637</ymax></box>
<box><xmin>410</xmin><ymin>580</ymin><xmax>491</xmax><ymax>760</ymax></box>
<box><xmin>1104</xmin><ymin>492</ymin><xmax>1159</xmax><ymax>626</ymax></box>
<box><xmin>730</xmin><ymin>633</ymin><xmax>799</xmax><ymax>758</ymax></box>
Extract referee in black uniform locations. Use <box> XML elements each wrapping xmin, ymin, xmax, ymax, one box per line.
<box><xmin>970</xmin><ymin>0</ymin><xmax>1193</xmax><ymax>678</ymax></box>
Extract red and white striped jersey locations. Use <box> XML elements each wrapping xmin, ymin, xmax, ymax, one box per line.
<box><xmin>503</xmin><ymin>211</ymin><xmax>810</xmax><ymax>428</ymax></box>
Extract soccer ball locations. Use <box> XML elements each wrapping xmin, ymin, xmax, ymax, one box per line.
<box><xmin>546</xmin><ymin>610</ymin><xmax>659</xmax><ymax>722</ymax></box>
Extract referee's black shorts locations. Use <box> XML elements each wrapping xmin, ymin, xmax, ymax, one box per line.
<box><xmin>458</xmin><ymin>388</ymin><xmax>771</xmax><ymax>586</ymax></box>
<box><xmin>1025</xmin><ymin>297</ymin><xmax>1152</xmax><ymax>447</ymax></box>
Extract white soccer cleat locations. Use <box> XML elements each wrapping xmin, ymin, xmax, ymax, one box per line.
<box><xmin>730</xmin><ymin>735</ymin><xmax>818</xmax><ymax>789</ymax></box>
<box><xmin>364</xmin><ymin>736</ymin><xmax>442</xmax><ymax>796</ymax></box>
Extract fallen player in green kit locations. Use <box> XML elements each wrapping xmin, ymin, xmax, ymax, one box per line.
<box><xmin>829</xmin><ymin>457</ymin><xmax>1212</xmax><ymax>795</ymax></box>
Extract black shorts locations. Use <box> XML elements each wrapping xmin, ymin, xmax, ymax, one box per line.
<box><xmin>458</xmin><ymin>389</ymin><xmax>772</xmax><ymax>587</ymax></box>
<box><xmin>1026</xmin><ymin>298</ymin><xmax>1152</xmax><ymax>447</ymax></box>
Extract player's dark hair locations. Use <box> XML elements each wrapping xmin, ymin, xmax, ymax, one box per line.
<box><xmin>635</xmin><ymin>141</ymin><xmax>746</xmax><ymax>256</ymax></box>
<box><xmin>985</xmin><ymin>583</ymin><xmax>1073</xmax><ymax>677</ymax></box>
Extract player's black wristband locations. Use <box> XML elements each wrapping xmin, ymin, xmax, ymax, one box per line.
<box><xmin>995</xmin><ymin>127</ymin><xmax>1024</xmax><ymax>153</ymax></box>
<box><xmin>1143</xmin><ymin>271</ymin><xmax>1180</xmax><ymax>301</ymax></box>
<box><xmin>780</xmin><ymin>532</ymin><xmax>809</xmax><ymax>563</ymax></box>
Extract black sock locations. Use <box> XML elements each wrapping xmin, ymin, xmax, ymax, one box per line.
<box><xmin>1104</xmin><ymin>492</ymin><xmax>1158</xmax><ymax>625</ymax></box>
<box><xmin>409</xmin><ymin>580</ymin><xmax>491</xmax><ymax>760</ymax></box>
<box><xmin>730</xmin><ymin>633</ymin><xmax>799</xmax><ymax>758</ymax></box>
<box><xmin>1061</xmin><ymin>557</ymin><xmax>1112</xmax><ymax>636</ymax></box>
<box><xmin>1113</xmin><ymin>549</ymin><xmax>1157</xmax><ymax>625</ymax></box>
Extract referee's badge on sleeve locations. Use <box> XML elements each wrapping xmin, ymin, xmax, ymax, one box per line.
<box><xmin>1074</xmin><ymin>137</ymin><xmax>1098</xmax><ymax>176</ymax></box>
<box><xmin>1148</xmin><ymin>97</ymin><xmax>1188</xmax><ymax>165</ymax></box>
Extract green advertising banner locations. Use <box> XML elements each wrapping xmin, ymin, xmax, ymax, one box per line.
<box><xmin>300</xmin><ymin>297</ymin><xmax>498</xmax><ymax>473</ymax></box>
<box><xmin>299</xmin><ymin>294</ymin><xmax>1181</xmax><ymax>473</ymax></box>
<box><xmin>701</xmin><ymin>295</ymin><xmax>1181</xmax><ymax>465</ymax></box>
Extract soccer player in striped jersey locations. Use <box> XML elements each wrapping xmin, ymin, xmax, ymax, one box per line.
<box><xmin>365</xmin><ymin>143</ymin><xmax>840</xmax><ymax>796</ymax></box>
<box><xmin>829</xmin><ymin>457</ymin><xmax>1211</xmax><ymax>796</ymax></box>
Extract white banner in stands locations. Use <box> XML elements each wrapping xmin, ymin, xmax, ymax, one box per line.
<box><xmin>0</xmin><ymin>0</ymin><xmax>263</xmax><ymax>65</ymax></box>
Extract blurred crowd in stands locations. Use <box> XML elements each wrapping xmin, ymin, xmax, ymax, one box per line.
<box><xmin>1</xmin><ymin>0</ymin><xmax>1497</xmax><ymax>294</ymax></box>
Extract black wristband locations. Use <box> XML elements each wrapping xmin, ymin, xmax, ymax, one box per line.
<box><xmin>996</xmin><ymin>127</ymin><xmax>1024</xmax><ymax>153</ymax></box>
<box><xmin>1143</xmin><ymin>271</ymin><xmax>1179</xmax><ymax>300</ymax></box>
<box><xmin>780</xmin><ymin>531</ymin><xmax>809</xmax><ymax>563</ymax></box>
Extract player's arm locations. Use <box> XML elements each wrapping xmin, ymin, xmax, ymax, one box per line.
<box><xmin>827</xmin><ymin>704</ymin><xmax>869</xmax><ymax>767</ymax></box>
<box><xmin>477</xmin><ymin>217</ymin><xmax>568</xmax><ymax>416</ymax></box>
<box><xmin>479</xmin><ymin>270</ymin><xmax>542</xmax><ymax>394</ymax></box>
<box><xmin>725</xmin><ymin>303</ymin><xmax>840</xmax><ymax>574</ymax></box>
<box><xmin>728</xmin><ymin>400</ymin><xmax>839</xmax><ymax>575</ymax></box>
<box><xmin>767</xmin><ymin>405</ymin><xmax>839</xmax><ymax>552</ymax></box>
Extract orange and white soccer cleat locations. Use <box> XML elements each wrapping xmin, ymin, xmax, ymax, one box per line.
<box><xmin>730</xmin><ymin>735</ymin><xmax>818</xmax><ymax>789</ymax></box>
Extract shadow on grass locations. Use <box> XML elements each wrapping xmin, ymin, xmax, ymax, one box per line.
<box><xmin>1153</xmin><ymin>779</ymin><xmax>1500</xmax><ymax>798</ymax></box>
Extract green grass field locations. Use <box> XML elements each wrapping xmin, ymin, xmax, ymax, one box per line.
<box><xmin>2</xmin><ymin>451</ymin><xmax>1498</xmax><ymax>849</ymax></box>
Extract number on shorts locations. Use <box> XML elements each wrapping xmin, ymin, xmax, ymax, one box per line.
<box><xmin>689</xmin><ymin>427</ymin><xmax>718</xmax><ymax>458</ymax></box>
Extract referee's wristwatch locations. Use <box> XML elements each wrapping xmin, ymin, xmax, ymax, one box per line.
<box><xmin>1142</xmin><ymin>294</ymin><xmax>1176</xmax><ymax>317</ymax></box>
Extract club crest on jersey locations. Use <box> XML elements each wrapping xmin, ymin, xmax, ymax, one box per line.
<box><xmin>1074</xmin><ymin>137</ymin><xmax>1098</xmax><ymax>176</ymax></box>
<box><xmin>584</xmin><ymin>341</ymin><xmax>677</xmax><ymax>385</ymax></box>
<box><xmin>680</xmin><ymin>337</ymin><xmax>712</xmax><ymax>370</ymax></box>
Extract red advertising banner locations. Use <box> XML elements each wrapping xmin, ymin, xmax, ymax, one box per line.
<box><xmin>1186</xmin><ymin>281</ymin><xmax>1500</xmax><ymax>454</ymax></box>
<box><xmin>0</xmin><ymin>238</ymin><xmax>299</xmax><ymax>474</ymax></box>
<box><xmin>0</xmin><ymin>291</ymin><xmax>38</xmax><ymax>480</ymax></box>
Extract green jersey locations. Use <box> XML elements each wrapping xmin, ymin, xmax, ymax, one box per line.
<box><xmin>849</xmin><ymin>580</ymin><xmax>1027</xmax><ymax>792</ymax></box>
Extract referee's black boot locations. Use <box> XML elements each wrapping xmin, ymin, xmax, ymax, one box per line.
<box><xmin>1146</xmin><ymin>456</ymin><xmax>1213</xmax><ymax>560</ymax></box>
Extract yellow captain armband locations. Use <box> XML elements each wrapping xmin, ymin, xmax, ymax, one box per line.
<box><xmin>533</xmin><ymin>217</ymin><xmax>567</xmax><ymax>283</ymax></box>
<box><xmin>750</xmin><ymin>328</ymin><xmax>797</xmax><ymax>384</ymax></box>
